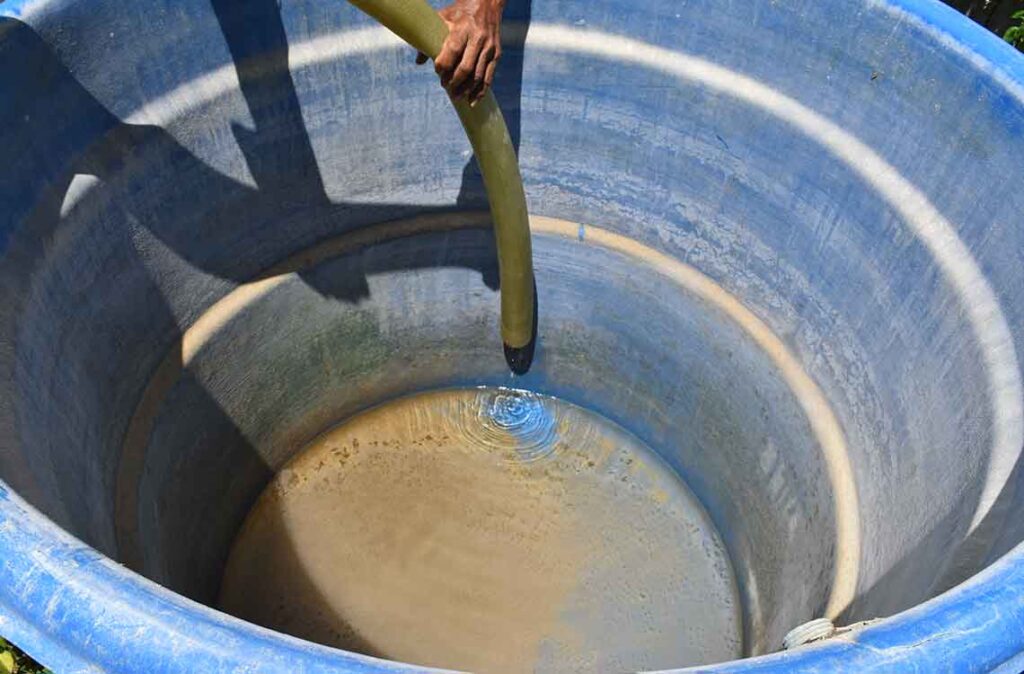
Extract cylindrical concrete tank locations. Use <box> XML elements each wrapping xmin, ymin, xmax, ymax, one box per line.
<box><xmin>2</xmin><ymin>0</ymin><xmax>1024</xmax><ymax>671</ymax></box>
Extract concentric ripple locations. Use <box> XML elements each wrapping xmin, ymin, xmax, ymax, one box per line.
<box><xmin>461</xmin><ymin>387</ymin><xmax>560</xmax><ymax>462</ymax></box>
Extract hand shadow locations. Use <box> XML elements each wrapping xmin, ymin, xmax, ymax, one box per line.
<box><xmin>0</xmin><ymin>0</ymin><xmax>532</xmax><ymax>601</ymax></box>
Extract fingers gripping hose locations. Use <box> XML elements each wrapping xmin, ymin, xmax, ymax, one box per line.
<box><xmin>347</xmin><ymin>0</ymin><xmax>537</xmax><ymax>372</ymax></box>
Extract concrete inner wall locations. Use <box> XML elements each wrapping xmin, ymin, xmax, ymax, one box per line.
<box><xmin>2</xmin><ymin>0</ymin><xmax>1024</xmax><ymax>664</ymax></box>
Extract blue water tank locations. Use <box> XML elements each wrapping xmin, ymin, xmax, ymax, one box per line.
<box><xmin>2</xmin><ymin>0</ymin><xmax>1024</xmax><ymax>670</ymax></box>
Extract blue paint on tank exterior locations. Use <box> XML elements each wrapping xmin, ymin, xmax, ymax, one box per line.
<box><xmin>1</xmin><ymin>0</ymin><xmax>1024</xmax><ymax>670</ymax></box>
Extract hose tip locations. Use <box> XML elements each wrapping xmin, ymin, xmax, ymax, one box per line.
<box><xmin>503</xmin><ymin>338</ymin><xmax>536</xmax><ymax>375</ymax></box>
<box><xmin>504</xmin><ymin>281</ymin><xmax>538</xmax><ymax>375</ymax></box>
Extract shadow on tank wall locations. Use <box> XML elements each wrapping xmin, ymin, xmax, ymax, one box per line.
<box><xmin>0</xmin><ymin>0</ymin><xmax>531</xmax><ymax>607</ymax></box>
<box><xmin>3</xmin><ymin>0</ymin><xmax>1024</xmax><ymax>665</ymax></box>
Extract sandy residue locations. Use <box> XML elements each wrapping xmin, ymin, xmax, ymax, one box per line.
<box><xmin>220</xmin><ymin>388</ymin><xmax>740</xmax><ymax>672</ymax></box>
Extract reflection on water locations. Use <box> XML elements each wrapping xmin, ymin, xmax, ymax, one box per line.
<box><xmin>220</xmin><ymin>387</ymin><xmax>741</xmax><ymax>672</ymax></box>
<box><xmin>462</xmin><ymin>387</ymin><xmax>560</xmax><ymax>462</ymax></box>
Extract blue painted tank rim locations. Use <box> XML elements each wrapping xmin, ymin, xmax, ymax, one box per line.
<box><xmin>881</xmin><ymin>0</ymin><xmax>1024</xmax><ymax>100</ymax></box>
<box><xmin>2</xmin><ymin>0</ymin><xmax>1024</xmax><ymax>671</ymax></box>
<box><xmin>5</xmin><ymin>477</ymin><xmax>1024</xmax><ymax>672</ymax></box>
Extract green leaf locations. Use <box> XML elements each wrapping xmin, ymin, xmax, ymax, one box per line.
<box><xmin>0</xmin><ymin>649</ymin><xmax>16</xmax><ymax>674</ymax></box>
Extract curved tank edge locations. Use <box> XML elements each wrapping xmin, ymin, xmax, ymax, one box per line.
<box><xmin>6</xmin><ymin>473</ymin><xmax>1024</xmax><ymax>672</ymax></box>
<box><xmin>2</xmin><ymin>0</ymin><xmax>1024</xmax><ymax>671</ymax></box>
<box><xmin>881</xmin><ymin>0</ymin><xmax>1024</xmax><ymax>103</ymax></box>
<box><xmin>0</xmin><ymin>484</ymin><xmax>442</xmax><ymax>674</ymax></box>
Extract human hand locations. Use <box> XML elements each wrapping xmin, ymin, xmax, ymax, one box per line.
<box><xmin>416</xmin><ymin>0</ymin><xmax>505</xmax><ymax>105</ymax></box>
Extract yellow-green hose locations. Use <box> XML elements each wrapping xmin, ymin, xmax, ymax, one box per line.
<box><xmin>347</xmin><ymin>0</ymin><xmax>536</xmax><ymax>369</ymax></box>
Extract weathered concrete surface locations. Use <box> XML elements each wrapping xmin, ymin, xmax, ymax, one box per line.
<box><xmin>1</xmin><ymin>0</ymin><xmax>1024</xmax><ymax>671</ymax></box>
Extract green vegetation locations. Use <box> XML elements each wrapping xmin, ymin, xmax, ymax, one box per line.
<box><xmin>1004</xmin><ymin>10</ymin><xmax>1024</xmax><ymax>50</ymax></box>
<box><xmin>0</xmin><ymin>638</ymin><xmax>50</xmax><ymax>674</ymax></box>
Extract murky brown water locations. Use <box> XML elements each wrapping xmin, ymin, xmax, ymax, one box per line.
<box><xmin>220</xmin><ymin>387</ymin><xmax>741</xmax><ymax>672</ymax></box>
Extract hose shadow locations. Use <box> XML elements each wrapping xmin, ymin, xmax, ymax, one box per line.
<box><xmin>0</xmin><ymin>0</ymin><xmax>529</xmax><ymax>614</ymax></box>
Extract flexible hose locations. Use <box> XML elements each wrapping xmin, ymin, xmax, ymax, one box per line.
<box><xmin>347</xmin><ymin>0</ymin><xmax>536</xmax><ymax>370</ymax></box>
